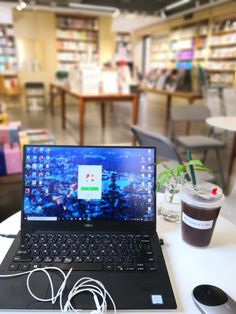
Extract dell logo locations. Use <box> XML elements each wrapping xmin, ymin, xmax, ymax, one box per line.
<box><xmin>84</xmin><ymin>223</ymin><xmax>93</xmax><ymax>228</ymax></box>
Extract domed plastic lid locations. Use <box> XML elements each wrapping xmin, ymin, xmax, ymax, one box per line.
<box><xmin>180</xmin><ymin>181</ymin><xmax>224</xmax><ymax>209</ymax></box>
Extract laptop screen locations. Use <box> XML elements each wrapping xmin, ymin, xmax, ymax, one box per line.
<box><xmin>22</xmin><ymin>146</ymin><xmax>156</xmax><ymax>223</ymax></box>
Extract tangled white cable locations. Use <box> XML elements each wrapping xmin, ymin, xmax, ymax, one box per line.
<box><xmin>0</xmin><ymin>267</ymin><xmax>116</xmax><ymax>314</ymax></box>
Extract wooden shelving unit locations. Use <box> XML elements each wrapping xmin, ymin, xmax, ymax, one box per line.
<box><xmin>0</xmin><ymin>23</ymin><xmax>17</xmax><ymax>75</ymax></box>
<box><xmin>150</xmin><ymin>33</ymin><xmax>171</xmax><ymax>69</ymax></box>
<box><xmin>56</xmin><ymin>14</ymin><xmax>99</xmax><ymax>71</ymax></box>
<box><xmin>150</xmin><ymin>20</ymin><xmax>209</xmax><ymax>71</ymax></box>
<box><xmin>148</xmin><ymin>16</ymin><xmax>236</xmax><ymax>87</ymax></box>
<box><xmin>115</xmin><ymin>32</ymin><xmax>133</xmax><ymax>64</ymax></box>
<box><xmin>207</xmin><ymin>17</ymin><xmax>236</xmax><ymax>85</ymax></box>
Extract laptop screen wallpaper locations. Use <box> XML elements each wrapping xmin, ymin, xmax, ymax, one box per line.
<box><xmin>23</xmin><ymin>146</ymin><xmax>155</xmax><ymax>222</ymax></box>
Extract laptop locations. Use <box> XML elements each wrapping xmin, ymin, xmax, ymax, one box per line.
<box><xmin>0</xmin><ymin>145</ymin><xmax>177</xmax><ymax>310</ymax></box>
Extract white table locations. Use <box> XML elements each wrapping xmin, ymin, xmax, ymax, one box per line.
<box><xmin>206</xmin><ymin>116</ymin><xmax>236</xmax><ymax>178</ymax></box>
<box><xmin>0</xmin><ymin>206</ymin><xmax>236</xmax><ymax>314</ymax></box>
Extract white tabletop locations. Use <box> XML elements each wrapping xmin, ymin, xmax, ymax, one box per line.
<box><xmin>206</xmin><ymin>116</ymin><xmax>236</xmax><ymax>132</ymax></box>
<box><xmin>0</xmin><ymin>205</ymin><xmax>236</xmax><ymax>314</ymax></box>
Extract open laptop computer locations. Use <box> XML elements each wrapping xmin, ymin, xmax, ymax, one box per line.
<box><xmin>0</xmin><ymin>145</ymin><xmax>176</xmax><ymax>310</ymax></box>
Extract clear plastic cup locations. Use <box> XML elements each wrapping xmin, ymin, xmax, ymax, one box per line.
<box><xmin>180</xmin><ymin>181</ymin><xmax>224</xmax><ymax>247</ymax></box>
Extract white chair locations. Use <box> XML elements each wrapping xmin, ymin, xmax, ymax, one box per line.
<box><xmin>205</xmin><ymin>87</ymin><xmax>223</xmax><ymax>117</ymax></box>
<box><xmin>223</xmin><ymin>88</ymin><xmax>236</xmax><ymax>116</ymax></box>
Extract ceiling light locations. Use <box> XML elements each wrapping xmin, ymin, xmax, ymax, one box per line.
<box><xmin>112</xmin><ymin>8</ymin><xmax>120</xmax><ymax>19</ymax></box>
<box><xmin>69</xmin><ymin>3</ymin><xmax>117</xmax><ymax>14</ymax></box>
<box><xmin>165</xmin><ymin>0</ymin><xmax>191</xmax><ymax>11</ymax></box>
<box><xmin>160</xmin><ymin>10</ymin><xmax>166</xmax><ymax>19</ymax></box>
<box><xmin>16</xmin><ymin>0</ymin><xmax>27</xmax><ymax>11</ymax></box>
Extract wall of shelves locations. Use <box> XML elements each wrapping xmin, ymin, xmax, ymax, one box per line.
<box><xmin>148</xmin><ymin>17</ymin><xmax>236</xmax><ymax>86</ymax></box>
<box><xmin>56</xmin><ymin>14</ymin><xmax>99</xmax><ymax>71</ymax></box>
<box><xmin>0</xmin><ymin>23</ymin><xmax>17</xmax><ymax>74</ymax></box>
<box><xmin>207</xmin><ymin>17</ymin><xmax>236</xmax><ymax>85</ymax></box>
<box><xmin>150</xmin><ymin>20</ymin><xmax>209</xmax><ymax>72</ymax></box>
<box><xmin>134</xmin><ymin>1</ymin><xmax>236</xmax><ymax>87</ymax></box>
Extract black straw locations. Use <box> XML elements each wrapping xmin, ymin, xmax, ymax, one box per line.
<box><xmin>187</xmin><ymin>148</ymin><xmax>197</xmax><ymax>188</ymax></box>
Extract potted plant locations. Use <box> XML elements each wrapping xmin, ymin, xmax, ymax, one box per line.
<box><xmin>157</xmin><ymin>159</ymin><xmax>209</xmax><ymax>202</ymax></box>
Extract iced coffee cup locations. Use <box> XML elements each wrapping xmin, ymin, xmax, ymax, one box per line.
<box><xmin>180</xmin><ymin>181</ymin><xmax>224</xmax><ymax>247</ymax></box>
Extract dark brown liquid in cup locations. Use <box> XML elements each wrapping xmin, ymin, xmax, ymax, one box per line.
<box><xmin>181</xmin><ymin>200</ymin><xmax>221</xmax><ymax>247</ymax></box>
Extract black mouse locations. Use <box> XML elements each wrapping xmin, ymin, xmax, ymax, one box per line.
<box><xmin>192</xmin><ymin>284</ymin><xmax>236</xmax><ymax>314</ymax></box>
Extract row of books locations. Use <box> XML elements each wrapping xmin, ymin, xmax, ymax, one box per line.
<box><xmin>142</xmin><ymin>66</ymin><xmax>206</xmax><ymax>93</ymax></box>
<box><xmin>210</xmin><ymin>47</ymin><xmax>236</xmax><ymax>58</ymax></box>
<box><xmin>56</xmin><ymin>30</ymin><xmax>98</xmax><ymax>40</ymax></box>
<box><xmin>209</xmin><ymin>73</ymin><xmax>235</xmax><ymax>84</ymax></box>
<box><xmin>57</xmin><ymin>17</ymin><xmax>98</xmax><ymax>30</ymax></box>
<box><xmin>56</xmin><ymin>41</ymin><xmax>97</xmax><ymax>51</ymax></box>
<box><xmin>207</xmin><ymin>61</ymin><xmax>236</xmax><ymax>70</ymax></box>
<box><xmin>58</xmin><ymin>52</ymin><xmax>98</xmax><ymax>62</ymax></box>
<box><xmin>170</xmin><ymin>25</ymin><xmax>208</xmax><ymax>40</ymax></box>
<box><xmin>212</xmin><ymin>19</ymin><xmax>236</xmax><ymax>33</ymax></box>
<box><xmin>210</xmin><ymin>33</ymin><xmax>236</xmax><ymax>45</ymax></box>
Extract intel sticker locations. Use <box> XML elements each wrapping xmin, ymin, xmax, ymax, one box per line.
<box><xmin>151</xmin><ymin>294</ymin><xmax>163</xmax><ymax>305</ymax></box>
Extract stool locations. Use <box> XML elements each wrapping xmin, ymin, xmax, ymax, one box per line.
<box><xmin>24</xmin><ymin>82</ymin><xmax>46</xmax><ymax>111</ymax></box>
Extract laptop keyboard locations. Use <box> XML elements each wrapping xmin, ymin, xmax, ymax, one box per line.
<box><xmin>9</xmin><ymin>233</ymin><xmax>158</xmax><ymax>272</ymax></box>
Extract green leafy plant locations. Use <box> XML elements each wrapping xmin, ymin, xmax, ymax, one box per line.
<box><xmin>156</xmin><ymin>160</ymin><xmax>210</xmax><ymax>202</ymax></box>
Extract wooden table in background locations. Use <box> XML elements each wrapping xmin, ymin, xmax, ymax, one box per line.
<box><xmin>49</xmin><ymin>83</ymin><xmax>139</xmax><ymax>145</ymax></box>
<box><xmin>140</xmin><ymin>88</ymin><xmax>202</xmax><ymax>128</ymax></box>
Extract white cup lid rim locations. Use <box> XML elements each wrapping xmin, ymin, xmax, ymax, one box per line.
<box><xmin>180</xmin><ymin>182</ymin><xmax>224</xmax><ymax>209</ymax></box>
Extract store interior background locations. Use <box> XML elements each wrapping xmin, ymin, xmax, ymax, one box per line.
<box><xmin>0</xmin><ymin>0</ymin><xmax>236</xmax><ymax>221</ymax></box>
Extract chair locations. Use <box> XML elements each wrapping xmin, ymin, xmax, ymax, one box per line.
<box><xmin>130</xmin><ymin>125</ymin><xmax>214</xmax><ymax>183</ymax></box>
<box><xmin>24</xmin><ymin>82</ymin><xmax>46</xmax><ymax>111</ymax></box>
<box><xmin>223</xmin><ymin>88</ymin><xmax>236</xmax><ymax>116</ymax></box>
<box><xmin>131</xmin><ymin>125</ymin><xmax>181</xmax><ymax>163</ymax></box>
<box><xmin>170</xmin><ymin>105</ymin><xmax>225</xmax><ymax>189</ymax></box>
<box><xmin>204</xmin><ymin>87</ymin><xmax>223</xmax><ymax>117</ymax></box>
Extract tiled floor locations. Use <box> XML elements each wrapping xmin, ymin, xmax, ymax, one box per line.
<box><xmin>0</xmin><ymin>93</ymin><xmax>235</xmax><ymax>221</ymax></box>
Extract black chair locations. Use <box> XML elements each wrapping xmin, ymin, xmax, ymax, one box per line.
<box><xmin>24</xmin><ymin>82</ymin><xmax>46</xmax><ymax>111</ymax></box>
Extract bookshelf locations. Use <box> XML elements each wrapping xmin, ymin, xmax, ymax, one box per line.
<box><xmin>0</xmin><ymin>23</ymin><xmax>17</xmax><ymax>74</ymax></box>
<box><xmin>207</xmin><ymin>17</ymin><xmax>236</xmax><ymax>85</ymax></box>
<box><xmin>56</xmin><ymin>14</ymin><xmax>99</xmax><ymax>71</ymax></box>
<box><xmin>150</xmin><ymin>20</ymin><xmax>209</xmax><ymax>71</ymax></box>
<box><xmin>148</xmin><ymin>17</ymin><xmax>236</xmax><ymax>86</ymax></box>
<box><xmin>115</xmin><ymin>32</ymin><xmax>133</xmax><ymax>64</ymax></box>
<box><xmin>150</xmin><ymin>34</ymin><xmax>171</xmax><ymax>69</ymax></box>
<box><xmin>169</xmin><ymin>20</ymin><xmax>209</xmax><ymax>70</ymax></box>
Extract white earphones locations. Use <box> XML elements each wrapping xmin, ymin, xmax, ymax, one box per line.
<box><xmin>0</xmin><ymin>267</ymin><xmax>116</xmax><ymax>314</ymax></box>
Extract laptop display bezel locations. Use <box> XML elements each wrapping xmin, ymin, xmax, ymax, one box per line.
<box><xmin>21</xmin><ymin>145</ymin><xmax>157</xmax><ymax>232</ymax></box>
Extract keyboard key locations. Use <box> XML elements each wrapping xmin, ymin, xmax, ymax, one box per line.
<box><xmin>13</xmin><ymin>256</ymin><xmax>32</xmax><ymax>263</ymax></box>
<box><xmin>75</xmin><ymin>263</ymin><xmax>103</xmax><ymax>271</ymax></box>
<box><xmin>125</xmin><ymin>266</ymin><xmax>136</xmax><ymax>271</ymax></box>
<box><xmin>148</xmin><ymin>266</ymin><xmax>157</xmax><ymax>271</ymax></box>
<box><xmin>116</xmin><ymin>265</ymin><xmax>124</xmax><ymax>271</ymax></box>
<box><xmin>19</xmin><ymin>264</ymin><xmax>30</xmax><ymax>271</ymax></box>
<box><xmin>137</xmin><ymin>266</ymin><xmax>146</xmax><ymax>271</ymax></box>
<box><xmin>30</xmin><ymin>264</ymin><xmax>41</xmax><ymax>270</ymax></box>
<box><xmin>104</xmin><ymin>265</ymin><xmax>114</xmax><ymax>271</ymax></box>
<box><xmin>9</xmin><ymin>263</ymin><xmax>19</xmax><ymax>271</ymax></box>
<box><xmin>33</xmin><ymin>256</ymin><xmax>42</xmax><ymax>263</ymax></box>
<box><xmin>64</xmin><ymin>257</ymin><xmax>73</xmax><ymax>263</ymax></box>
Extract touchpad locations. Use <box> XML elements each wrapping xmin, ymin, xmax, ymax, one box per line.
<box><xmin>0</xmin><ymin>272</ymin><xmax>53</xmax><ymax>309</ymax></box>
